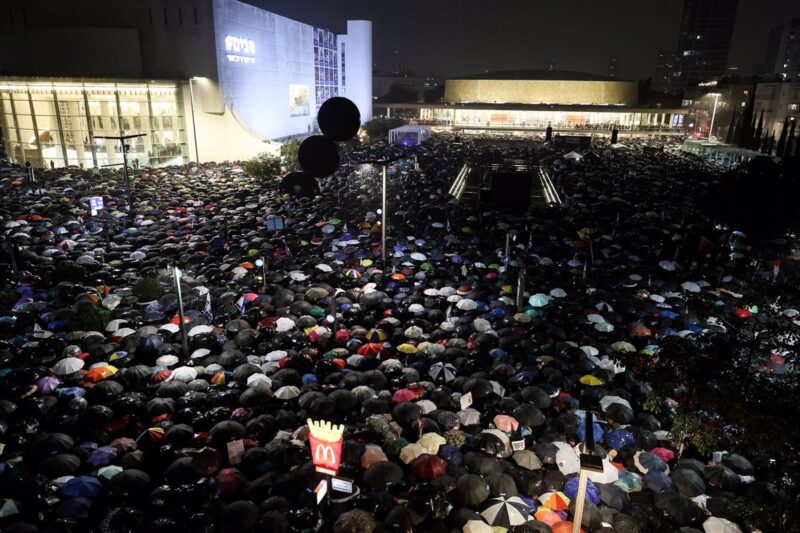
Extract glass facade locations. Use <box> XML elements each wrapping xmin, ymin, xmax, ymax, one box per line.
<box><xmin>0</xmin><ymin>79</ymin><xmax>188</xmax><ymax>168</ymax></box>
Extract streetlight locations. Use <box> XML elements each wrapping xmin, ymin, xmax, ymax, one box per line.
<box><xmin>173</xmin><ymin>266</ymin><xmax>190</xmax><ymax>356</ymax></box>
<box><xmin>93</xmin><ymin>133</ymin><xmax>146</xmax><ymax>213</ymax></box>
<box><xmin>708</xmin><ymin>92</ymin><xmax>721</xmax><ymax>140</ymax></box>
<box><xmin>188</xmin><ymin>77</ymin><xmax>206</xmax><ymax>163</ymax></box>
<box><xmin>255</xmin><ymin>258</ymin><xmax>267</xmax><ymax>293</ymax></box>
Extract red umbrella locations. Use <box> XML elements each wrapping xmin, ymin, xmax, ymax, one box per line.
<box><xmin>357</xmin><ymin>343</ymin><xmax>384</xmax><ymax>357</ymax></box>
<box><xmin>411</xmin><ymin>454</ymin><xmax>447</xmax><ymax>479</ymax></box>
<box><xmin>733</xmin><ymin>308</ymin><xmax>752</xmax><ymax>319</ymax></box>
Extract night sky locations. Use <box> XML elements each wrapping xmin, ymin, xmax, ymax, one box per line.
<box><xmin>254</xmin><ymin>0</ymin><xmax>798</xmax><ymax>80</ymax></box>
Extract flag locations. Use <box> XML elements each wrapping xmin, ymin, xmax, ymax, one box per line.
<box><xmin>235</xmin><ymin>296</ymin><xmax>246</xmax><ymax>316</ymax></box>
<box><xmin>204</xmin><ymin>293</ymin><xmax>213</xmax><ymax>323</ymax></box>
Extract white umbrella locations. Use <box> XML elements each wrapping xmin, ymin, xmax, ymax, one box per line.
<box><xmin>410</xmin><ymin>252</ymin><xmax>427</xmax><ymax>261</ymax></box>
<box><xmin>703</xmin><ymin>516</ymin><xmax>742</xmax><ymax>533</ymax></box>
<box><xmin>160</xmin><ymin>323</ymin><xmax>180</xmax><ymax>334</ymax></box>
<box><xmin>549</xmin><ymin>288</ymin><xmax>567</xmax><ymax>298</ymax></box>
<box><xmin>105</xmin><ymin>319</ymin><xmax>127</xmax><ymax>332</ymax></box>
<box><xmin>172</xmin><ymin>366</ymin><xmax>198</xmax><ymax>382</ymax></box>
<box><xmin>275</xmin><ymin>385</ymin><xmax>300</xmax><ymax>400</ymax></box>
<box><xmin>288</xmin><ymin>271</ymin><xmax>308</xmax><ymax>281</ymax></box>
<box><xmin>188</xmin><ymin>325</ymin><xmax>214</xmax><ymax>337</ymax></box>
<box><xmin>53</xmin><ymin>357</ymin><xmax>85</xmax><ymax>376</ymax></box>
<box><xmin>600</xmin><ymin>395</ymin><xmax>632</xmax><ymax>412</ymax></box>
<box><xmin>554</xmin><ymin>441</ymin><xmax>580</xmax><ymax>475</ymax></box>
<box><xmin>0</xmin><ymin>499</ymin><xmax>19</xmax><ymax>518</ymax></box>
<box><xmin>266</xmin><ymin>350</ymin><xmax>288</xmax><ymax>362</ymax></box>
<box><xmin>595</xmin><ymin>322</ymin><xmax>615</xmax><ymax>332</ymax></box>
<box><xmin>315</xmin><ymin>263</ymin><xmax>333</xmax><ymax>272</ymax></box>
<box><xmin>681</xmin><ymin>281</ymin><xmax>701</xmax><ymax>293</ymax></box>
<box><xmin>456</xmin><ymin>299</ymin><xmax>477</xmax><ymax>311</ymax></box>
<box><xmin>276</xmin><ymin>317</ymin><xmax>295</xmax><ymax>332</ymax></box>
<box><xmin>246</xmin><ymin>373</ymin><xmax>272</xmax><ymax>390</ymax></box>
<box><xmin>659</xmin><ymin>260</ymin><xmax>677</xmax><ymax>271</ymax></box>
<box><xmin>156</xmin><ymin>355</ymin><xmax>179</xmax><ymax>367</ymax></box>
<box><xmin>191</xmin><ymin>348</ymin><xmax>211</xmax><ymax>359</ymax></box>
<box><xmin>528</xmin><ymin>294</ymin><xmax>550</xmax><ymax>307</ymax></box>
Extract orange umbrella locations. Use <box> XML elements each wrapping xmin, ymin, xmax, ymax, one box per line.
<box><xmin>552</xmin><ymin>521</ymin><xmax>585</xmax><ymax>533</ymax></box>
<box><xmin>539</xmin><ymin>491</ymin><xmax>570</xmax><ymax>511</ymax></box>
<box><xmin>631</xmin><ymin>324</ymin><xmax>652</xmax><ymax>337</ymax></box>
<box><xmin>239</xmin><ymin>262</ymin><xmax>255</xmax><ymax>269</ymax></box>
<box><xmin>85</xmin><ymin>365</ymin><xmax>118</xmax><ymax>383</ymax></box>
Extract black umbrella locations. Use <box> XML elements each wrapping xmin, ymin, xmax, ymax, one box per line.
<box><xmin>653</xmin><ymin>490</ymin><xmax>704</xmax><ymax>525</ymax></box>
<box><xmin>455</xmin><ymin>474</ymin><xmax>490</xmax><ymax>507</ymax></box>
<box><xmin>671</xmin><ymin>468</ymin><xmax>706</xmax><ymax>497</ymax></box>
<box><xmin>363</xmin><ymin>461</ymin><xmax>403</xmax><ymax>490</ymax></box>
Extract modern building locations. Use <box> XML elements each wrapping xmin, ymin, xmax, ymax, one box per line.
<box><xmin>754</xmin><ymin>82</ymin><xmax>800</xmax><ymax>143</ymax></box>
<box><xmin>682</xmin><ymin>79</ymin><xmax>753</xmax><ymax>139</ymax></box>
<box><xmin>0</xmin><ymin>0</ymin><xmax>372</xmax><ymax>168</ymax></box>
<box><xmin>378</xmin><ymin>70</ymin><xmax>687</xmax><ymax>134</ymax></box>
<box><xmin>763</xmin><ymin>18</ymin><xmax>800</xmax><ymax>82</ymax></box>
<box><xmin>653</xmin><ymin>51</ymin><xmax>683</xmax><ymax>96</ymax></box>
<box><xmin>676</xmin><ymin>0</ymin><xmax>739</xmax><ymax>86</ymax></box>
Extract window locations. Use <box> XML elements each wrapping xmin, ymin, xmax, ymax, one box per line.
<box><xmin>789</xmin><ymin>104</ymin><xmax>799</xmax><ymax>111</ymax></box>
<box><xmin>178</xmin><ymin>7</ymin><xmax>183</xmax><ymax>25</ymax></box>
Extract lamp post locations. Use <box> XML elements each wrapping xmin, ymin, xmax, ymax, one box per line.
<box><xmin>573</xmin><ymin>412</ymin><xmax>605</xmax><ymax>533</ymax></box>
<box><xmin>255</xmin><ymin>258</ymin><xmax>267</xmax><ymax>293</ymax></box>
<box><xmin>173</xmin><ymin>265</ymin><xmax>190</xmax><ymax>356</ymax></box>
<box><xmin>381</xmin><ymin>164</ymin><xmax>387</xmax><ymax>264</ymax></box>
<box><xmin>93</xmin><ymin>133</ymin><xmax>146</xmax><ymax>213</ymax></box>
<box><xmin>708</xmin><ymin>92</ymin><xmax>721</xmax><ymax>140</ymax></box>
<box><xmin>188</xmin><ymin>77</ymin><xmax>203</xmax><ymax>163</ymax></box>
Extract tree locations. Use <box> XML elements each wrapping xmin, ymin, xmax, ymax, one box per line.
<box><xmin>776</xmin><ymin>117</ymin><xmax>790</xmax><ymax>156</ymax></box>
<box><xmin>753</xmin><ymin>109</ymin><xmax>764</xmax><ymax>151</ymax></box>
<box><xmin>280</xmin><ymin>139</ymin><xmax>302</xmax><ymax>171</ymax></box>
<box><xmin>737</xmin><ymin>90</ymin><xmax>755</xmax><ymax>149</ymax></box>
<box><xmin>783</xmin><ymin>120</ymin><xmax>796</xmax><ymax>159</ymax></box>
<box><xmin>363</xmin><ymin>117</ymin><xmax>406</xmax><ymax>143</ymax></box>
<box><xmin>724</xmin><ymin>107</ymin><xmax>737</xmax><ymax>145</ymax></box>
<box><xmin>243</xmin><ymin>152</ymin><xmax>282</xmax><ymax>183</ymax></box>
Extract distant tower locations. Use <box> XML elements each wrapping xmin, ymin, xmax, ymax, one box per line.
<box><xmin>676</xmin><ymin>0</ymin><xmax>739</xmax><ymax>85</ymax></box>
<box><xmin>653</xmin><ymin>50</ymin><xmax>682</xmax><ymax>95</ymax></box>
<box><xmin>608</xmin><ymin>55</ymin><xmax>619</xmax><ymax>78</ymax></box>
<box><xmin>764</xmin><ymin>18</ymin><xmax>800</xmax><ymax>81</ymax></box>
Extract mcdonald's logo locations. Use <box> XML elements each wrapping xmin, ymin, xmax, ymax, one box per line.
<box><xmin>314</xmin><ymin>443</ymin><xmax>336</xmax><ymax>465</ymax></box>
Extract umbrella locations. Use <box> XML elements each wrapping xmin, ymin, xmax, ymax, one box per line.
<box><xmin>53</xmin><ymin>357</ymin><xmax>85</xmax><ymax>375</ymax></box>
<box><xmin>364</xmin><ymin>461</ymin><xmax>403</xmax><ymax>489</ymax></box>
<box><xmin>480</xmin><ymin>496</ymin><xmax>533</xmax><ymax>527</ymax></box>
<box><xmin>456</xmin><ymin>474</ymin><xmax>491</xmax><ymax>507</ymax></box>
<box><xmin>538</xmin><ymin>491</ymin><xmax>570</xmax><ymax>511</ymax></box>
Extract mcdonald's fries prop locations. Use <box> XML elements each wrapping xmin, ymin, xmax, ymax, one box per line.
<box><xmin>307</xmin><ymin>419</ymin><xmax>344</xmax><ymax>475</ymax></box>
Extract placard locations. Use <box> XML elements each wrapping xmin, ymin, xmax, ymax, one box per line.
<box><xmin>88</xmin><ymin>196</ymin><xmax>104</xmax><ymax>216</ymax></box>
<box><xmin>460</xmin><ymin>392</ymin><xmax>473</xmax><ymax>410</ymax></box>
<box><xmin>331</xmin><ymin>476</ymin><xmax>353</xmax><ymax>494</ymax></box>
<box><xmin>227</xmin><ymin>439</ymin><xmax>245</xmax><ymax>465</ymax></box>
<box><xmin>512</xmin><ymin>440</ymin><xmax>526</xmax><ymax>451</ymax></box>
<box><xmin>315</xmin><ymin>479</ymin><xmax>328</xmax><ymax>505</ymax></box>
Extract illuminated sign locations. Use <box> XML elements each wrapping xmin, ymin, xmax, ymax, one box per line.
<box><xmin>307</xmin><ymin>419</ymin><xmax>344</xmax><ymax>475</ymax></box>
<box><xmin>88</xmin><ymin>196</ymin><xmax>104</xmax><ymax>216</ymax></box>
<box><xmin>225</xmin><ymin>35</ymin><xmax>256</xmax><ymax>64</ymax></box>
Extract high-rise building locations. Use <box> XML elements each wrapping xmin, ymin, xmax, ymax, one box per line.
<box><xmin>653</xmin><ymin>51</ymin><xmax>683</xmax><ymax>95</ymax></box>
<box><xmin>608</xmin><ymin>55</ymin><xmax>620</xmax><ymax>79</ymax></box>
<box><xmin>763</xmin><ymin>18</ymin><xmax>800</xmax><ymax>82</ymax></box>
<box><xmin>676</xmin><ymin>0</ymin><xmax>739</xmax><ymax>86</ymax></box>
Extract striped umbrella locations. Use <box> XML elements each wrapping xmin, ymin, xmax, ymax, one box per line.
<box><xmin>366</xmin><ymin>328</ymin><xmax>388</xmax><ymax>342</ymax></box>
<box><xmin>428</xmin><ymin>362</ymin><xmax>457</xmax><ymax>383</ymax></box>
<box><xmin>480</xmin><ymin>496</ymin><xmax>533</xmax><ymax>527</ymax></box>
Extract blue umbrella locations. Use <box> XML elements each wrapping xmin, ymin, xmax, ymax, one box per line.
<box><xmin>563</xmin><ymin>476</ymin><xmax>601</xmax><ymax>505</ymax></box>
<box><xmin>605</xmin><ymin>428</ymin><xmax>636</xmax><ymax>451</ymax></box>
<box><xmin>61</xmin><ymin>476</ymin><xmax>102</xmax><ymax>498</ymax></box>
<box><xmin>644</xmin><ymin>470</ymin><xmax>675</xmax><ymax>493</ymax></box>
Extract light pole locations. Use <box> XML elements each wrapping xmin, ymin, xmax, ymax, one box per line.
<box><xmin>173</xmin><ymin>266</ymin><xmax>190</xmax><ymax>356</ymax></box>
<box><xmin>93</xmin><ymin>133</ymin><xmax>146</xmax><ymax>212</ymax></box>
<box><xmin>381</xmin><ymin>164</ymin><xmax>387</xmax><ymax>264</ymax></box>
<box><xmin>708</xmin><ymin>92</ymin><xmax>721</xmax><ymax>140</ymax></box>
<box><xmin>188</xmin><ymin>77</ymin><xmax>202</xmax><ymax>163</ymax></box>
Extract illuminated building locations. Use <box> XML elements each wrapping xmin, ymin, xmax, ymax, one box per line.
<box><xmin>379</xmin><ymin>70</ymin><xmax>687</xmax><ymax>135</ymax></box>
<box><xmin>0</xmin><ymin>0</ymin><xmax>372</xmax><ymax>167</ymax></box>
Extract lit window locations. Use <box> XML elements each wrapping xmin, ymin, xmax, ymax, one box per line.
<box><xmin>789</xmin><ymin>104</ymin><xmax>799</xmax><ymax>111</ymax></box>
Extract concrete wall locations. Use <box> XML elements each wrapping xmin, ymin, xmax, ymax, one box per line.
<box><xmin>181</xmin><ymin>80</ymin><xmax>275</xmax><ymax>163</ymax></box>
<box><xmin>444</xmin><ymin>79</ymin><xmax>638</xmax><ymax>106</ymax></box>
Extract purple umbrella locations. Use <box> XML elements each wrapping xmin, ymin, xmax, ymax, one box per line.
<box><xmin>37</xmin><ymin>376</ymin><xmax>61</xmax><ymax>395</ymax></box>
<box><xmin>87</xmin><ymin>446</ymin><xmax>118</xmax><ymax>466</ymax></box>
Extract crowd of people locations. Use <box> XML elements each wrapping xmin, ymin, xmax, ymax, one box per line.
<box><xmin>0</xmin><ymin>134</ymin><xmax>796</xmax><ymax>533</ymax></box>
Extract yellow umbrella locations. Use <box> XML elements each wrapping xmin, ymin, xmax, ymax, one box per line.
<box><xmin>579</xmin><ymin>375</ymin><xmax>605</xmax><ymax>387</ymax></box>
<box><xmin>396</xmin><ymin>343</ymin><xmax>418</xmax><ymax>354</ymax></box>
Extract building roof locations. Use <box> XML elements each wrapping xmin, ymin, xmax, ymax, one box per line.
<box><xmin>450</xmin><ymin>70</ymin><xmax>628</xmax><ymax>82</ymax></box>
